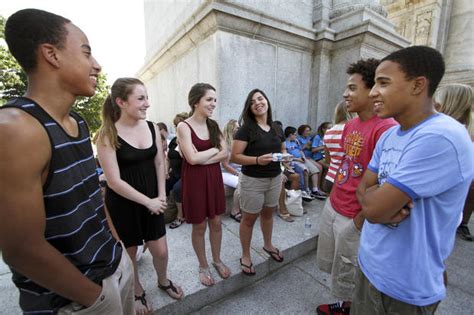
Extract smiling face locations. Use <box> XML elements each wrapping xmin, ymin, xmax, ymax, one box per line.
<box><xmin>250</xmin><ymin>92</ymin><xmax>269</xmax><ymax>118</ymax></box>
<box><xmin>57</xmin><ymin>23</ymin><xmax>101</xmax><ymax>97</ymax></box>
<box><xmin>118</xmin><ymin>84</ymin><xmax>149</xmax><ymax>120</ymax></box>
<box><xmin>194</xmin><ymin>89</ymin><xmax>217</xmax><ymax>118</ymax></box>
<box><xmin>370</xmin><ymin>60</ymin><xmax>414</xmax><ymax>120</ymax></box>
<box><xmin>342</xmin><ymin>73</ymin><xmax>372</xmax><ymax>113</ymax></box>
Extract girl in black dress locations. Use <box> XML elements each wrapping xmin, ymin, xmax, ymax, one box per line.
<box><xmin>96</xmin><ymin>78</ymin><xmax>183</xmax><ymax>315</ymax></box>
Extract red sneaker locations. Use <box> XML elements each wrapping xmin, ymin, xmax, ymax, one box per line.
<box><xmin>316</xmin><ymin>301</ymin><xmax>350</xmax><ymax>315</ymax></box>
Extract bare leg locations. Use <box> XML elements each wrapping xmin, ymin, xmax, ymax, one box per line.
<box><xmin>208</xmin><ymin>215</ymin><xmax>231</xmax><ymax>278</ymax></box>
<box><xmin>126</xmin><ymin>246</ymin><xmax>152</xmax><ymax>314</ymax></box>
<box><xmin>304</xmin><ymin>171</ymin><xmax>310</xmax><ymax>191</ymax></box>
<box><xmin>191</xmin><ymin>222</ymin><xmax>208</xmax><ymax>268</ymax></box>
<box><xmin>176</xmin><ymin>202</ymin><xmax>183</xmax><ymax>220</ymax></box>
<box><xmin>231</xmin><ymin>189</ymin><xmax>241</xmax><ymax>216</ymax></box>
<box><xmin>279</xmin><ymin>186</ymin><xmax>289</xmax><ymax>216</ymax></box>
<box><xmin>146</xmin><ymin>237</ymin><xmax>168</xmax><ymax>285</ymax></box>
<box><xmin>260</xmin><ymin>206</ymin><xmax>276</xmax><ymax>250</ymax></box>
<box><xmin>311</xmin><ymin>173</ymin><xmax>321</xmax><ymax>190</ymax></box>
<box><xmin>240</xmin><ymin>211</ymin><xmax>259</xmax><ymax>272</ymax></box>
<box><xmin>192</xmin><ymin>222</ymin><xmax>214</xmax><ymax>286</ymax></box>
<box><xmin>208</xmin><ymin>215</ymin><xmax>223</xmax><ymax>263</ymax></box>
<box><xmin>147</xmin><ymin>237</ymin><xmax>184</xmax><ymax>299</ymax></box>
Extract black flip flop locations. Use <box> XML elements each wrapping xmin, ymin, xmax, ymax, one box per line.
<box><xmin>240</xmin><ymin>258</ymin><xmax>256</xmax><ymax>276</ymax></box>
<box><xmin>263</xmin><ymin>247</ymin><xmax>284</xmax><ymax>263</ymax></box>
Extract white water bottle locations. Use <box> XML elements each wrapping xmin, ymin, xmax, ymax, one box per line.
<box><xmin>304</xmin><ymin>217</ymin><xmax>312</xmax><ymax>236</ymax></box>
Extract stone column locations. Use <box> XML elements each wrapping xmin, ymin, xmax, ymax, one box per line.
<box><xmin>442</xmin><ymin>0</ymin><xmax>474</xmax><ymax>86</ymax></box>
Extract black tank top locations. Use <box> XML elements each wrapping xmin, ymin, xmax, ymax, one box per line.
<box><xmin>2</xmin><ymin>97</ymin><xmax>122</xmax><ymax>314</ymax></box>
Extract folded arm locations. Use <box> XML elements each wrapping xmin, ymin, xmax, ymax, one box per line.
<box><xmin>357</xmin><ymin>169</ymin><xmax>411</xmax><ymax>224</ymax></box>
<box><xmin>176</xmin><ymin>122</ymin><xmax>219</xmax><ymax>165</ymax></box>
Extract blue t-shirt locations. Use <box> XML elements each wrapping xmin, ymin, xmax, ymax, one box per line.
<box><xmin>359</xmin><ymin>113</ymin><xmax>474</xmax><ymax>306</ymax></box>
<box><xmin>311</xmin><ymin>134</ymin><xmax>324</xmax><ymax>161</ymax></box>
<box><xmin>285</xmin><ymin>139</ymin><xmax>303</xmax><ymax>158</ymax></box>
<box><xmin>297</xmin><ymin>135</ymin><xmax>312</xmax><ymax>158</ymax></box>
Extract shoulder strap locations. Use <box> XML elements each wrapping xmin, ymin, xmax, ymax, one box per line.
<box><xmin>147</xmin><ymin>121</ymin><xmax>156</xmax><ymax>142</ymax></box>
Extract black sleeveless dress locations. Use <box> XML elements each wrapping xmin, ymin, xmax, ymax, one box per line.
<box><xmin>105</xmin><ymin>121</ymin><xmax>166</xmax><ymax>247</ymax></box>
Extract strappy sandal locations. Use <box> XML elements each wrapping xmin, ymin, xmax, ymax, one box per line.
<box><xmin>240</xmin><ymin>258</ymin><xmax>256</xmax><ymax>276</ymax></box>
<box><xmin>198</xmin><ymin>267</ymin><xmax>215</xmax><ymax>286</ymax></box>
<box><xmin>158</xmin><ymin>279</ymin><xmax>183</xmax><ymax>300</ymax></box>
<box><xmin>212</xmin><ymin>261</ymin><xmax>231</xmax><ymax>279</ymax></box>
<box><xmin>278</xmin><ymin>214</ymin><xmax>294</xmax><ymax>222</ymax></box>
<box><xmin>263</xmin><ymin>247</ymin><xmax>284</xmax><ymax>263</ymax></box>
<box><xmin>169</xmin><ymin>218</ymin><xmax>184</xmax><ymax>229</ymax></box>
<box><xmin>134</xmin><ymin>291</ymin><xmax>151</xmax><ymax>314</ymax></box>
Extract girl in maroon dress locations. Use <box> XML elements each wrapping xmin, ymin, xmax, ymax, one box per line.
<box><xmin>177</xmin><ymin>83</ymin><xmax>231</xmax><ymax>286</ymax></box>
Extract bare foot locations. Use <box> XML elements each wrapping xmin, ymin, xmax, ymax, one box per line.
<box><xmin>158</xmin><ymin>279</ymin><xmax>184</xmax><ymax>300</ymax></box>
<box><xmin>212</xmin><ymin>261</ymin><xmax>231</xmax><ymax>279</ymax></box>
<box><xmin>199</xmin><ymin>267</ymin><xmax>215</xmax><ymax>286</ymax></box>
<box><xmin>134</xmin><ymin>291</ymin><xmax>152</xmax><ymax>315</ymax></box>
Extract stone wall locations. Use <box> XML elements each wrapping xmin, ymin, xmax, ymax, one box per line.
<box><xmin>139</xmin><ymin>0</ymin><xmax>408</xmax><ymax>131</ymax></box>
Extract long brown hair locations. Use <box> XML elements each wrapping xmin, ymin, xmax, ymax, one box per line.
<box><xmin>95</xmin><ymin>77</ymin><xmax>144</xmax><ymax>150</ymax></box>
<box><xmin>188</xmin><ymin>83</ymin><xmax>223</xmax><ymax>149</ymax></box>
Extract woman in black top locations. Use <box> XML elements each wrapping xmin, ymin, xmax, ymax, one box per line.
<box><xmin>231</xmin><ymin>89</ymin><xmax>285</xmax><ymax>275</ymax></box>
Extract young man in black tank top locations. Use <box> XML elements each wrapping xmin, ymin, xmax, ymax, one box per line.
<box><xmin>0</xmin><ymin>9</ymin><xmax>134</xmax><ymax>314</ymax></box>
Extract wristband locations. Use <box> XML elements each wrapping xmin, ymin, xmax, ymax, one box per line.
<box><xmin>256</xmin><ymin>156</ymin><xmax>259</xmax><ymax>165</ymax></box>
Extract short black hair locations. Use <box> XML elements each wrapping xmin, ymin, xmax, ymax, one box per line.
<box><xmin>284</xmin><ymin>126</ymin><xmax>297</xmax><ymax>138</ymax></box>
<box><xmin>381</xmin><ymin>46</ymin><xmax>445</xmax><ymax>97</ymax></box>
<box><xmin>346</xmin><ymin>58</ymin><xmax>380</xmax><ymax>89</ymax></box>
<box><xmin>5</xmin><ymin>9</ymin><xmax>71</xmax><ymax>72</ymax></box>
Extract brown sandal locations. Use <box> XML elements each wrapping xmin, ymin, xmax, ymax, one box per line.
<box><xmin>158</xmin><ymin>279</ymin><xmax>183</xmax><ymax>300</ymax></box>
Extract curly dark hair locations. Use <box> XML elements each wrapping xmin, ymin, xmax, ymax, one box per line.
<box><xmin>346</xmin><ymin>58</ymin><xmax>380</xmax><ymax>89</ymax></box>
<box><xmin>5</xmin><ymin>9</ymin><xmax>71</xmax><ymax>72</ymax></box>
<box><xmin>382</xmin><ymin>46</ymin><xmax>445</xmax><ymax>97</ymax></box>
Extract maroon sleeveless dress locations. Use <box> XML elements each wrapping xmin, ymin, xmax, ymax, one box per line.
<box><xmin>181</xmin><ymin>122</ymin><xmax>226</xmax><ymax>224</ymax></box>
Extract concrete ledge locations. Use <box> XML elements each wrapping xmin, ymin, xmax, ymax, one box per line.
<box><xmin>0</xmin><ymin>199</ymin><xmax>325</xmax><ymax>314</ymax></box>
<box><xmin>144</xmin><ymin>199</ymin><xmax>325</xmax><ymax>314</ymax></box>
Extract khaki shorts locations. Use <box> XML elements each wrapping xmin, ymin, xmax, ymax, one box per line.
<box><xmin>316</xmin><ymin>199</ymin><xmax>360</xmax><ymax>301</ymax></box>
<box><xmin>294</xmin><ymin>159</ymin><xmax>320</xmax><ymax>175</ymax></box>
<box><xmin>59</xmin><ymin>249</ymin><xmax>134</xmax><ymax>315</ymax></box>
<box><xmin>351</xmin><ymin>268</ymin><xmax>440</xmax><ymax>315</ymax></box>
<box><xmin>238</xmin><ymin>173</ymin><xmax>282</xmax><ymax>214</ymax></box>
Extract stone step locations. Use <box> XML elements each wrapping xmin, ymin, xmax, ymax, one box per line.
<box><xmin>0</xmin><ymin>199</ymin><xmax>326</xmax><ymax>314</ymax></box>
<box><xmin>145</xmin><ymin>199</ymin><xmax>325</xmax><ymax>314</ymax></box>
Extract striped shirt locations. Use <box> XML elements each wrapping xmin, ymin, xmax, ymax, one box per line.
<box><xmin>323</xmin><ymin>123</ymin><xmax>345</xmax><ymax>182</ymax></box>
<box><xmin>2</xmin><ymin>98</ymin><xmax>122</xmax><ymax>314</ymax></box>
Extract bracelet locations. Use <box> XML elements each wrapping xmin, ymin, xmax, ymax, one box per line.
<box><xmin>256</xmin><ymin>156</ymin><xmax>259</xmax><ymax>165</ymax></box>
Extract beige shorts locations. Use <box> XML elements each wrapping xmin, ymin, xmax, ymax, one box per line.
<box><xmin>294</xmin><ymin>159</ymin><xmax>320</xmax><ymax>175</ymax></box>
<box><xmin>352</xmin><ymin>268</ymin><xmax>440</xmax><ymax>315</ymax></box>
<box><xmin>316</xmin><ymin>199</ymin><xmax>360</xmax><ymax>301</ymax></box>
<box><xmin>238</xmin><ymin>173</ymin><xmax>282</xmax><ymax>214</ymax></box>
<box><xmin>58</xmin><ymin>248</ymin><xmax>134</xmax><ymax>315</ymax></box>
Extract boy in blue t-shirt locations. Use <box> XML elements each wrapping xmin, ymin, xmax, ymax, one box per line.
<box><xmin>354</xmin><ymin>46</ymin><xmax>474</xmax><ymax>314</ymax></box>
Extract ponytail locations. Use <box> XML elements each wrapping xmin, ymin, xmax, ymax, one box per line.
<box><xmin>94</xmin><ymin>77</ymin><xmax>144</xmax><ymax>150</ymax></box>
<box><xmin>94</xmin><ymin>94</ymin><xmax>121</xmax><ymax>149</ymax></box>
